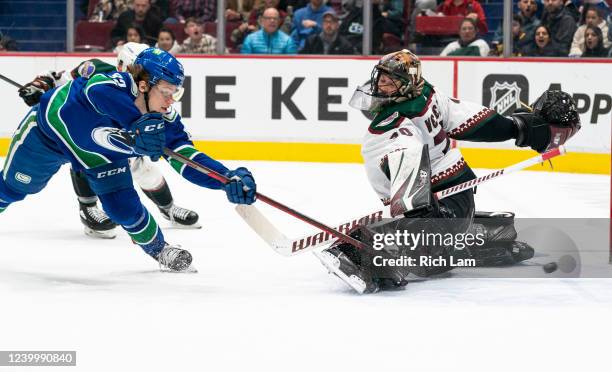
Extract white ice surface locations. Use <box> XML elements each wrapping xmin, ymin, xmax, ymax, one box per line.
<box><xmin>0</xmin><ymin>159</ymin><xmax>611</xmax><ymax>372</ymax></box>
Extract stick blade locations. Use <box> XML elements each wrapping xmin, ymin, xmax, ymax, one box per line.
<box><xmin>235</xmin><ymin>205</ymin><xmax>293</xmax><ymax>256</ymax></box>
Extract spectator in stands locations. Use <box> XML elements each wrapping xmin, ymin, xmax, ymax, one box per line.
<box><xmin>231</xmin><ymin>0</ymin><xmax>292</xmax><ymax>48</ymax></box>
<box><xmin>113</xmin><ymin>24</ymin><xmax>145</xmax><ymax>52</ymax></box>
<box><xmin>291</xmin><ymin>0</ymin><xmax>333</xmax><ymax>51</ymax></box>
<box><xmin>372</xmin><ymin>0</ymin><xmax>404</xmax><ymax>53</ymax></box>
<box><xmin>608</xmin><ymin>10</ymin><xmax>612</xmax><ymax>43</ymax></box>
<box><xmin>156</xmin><ymin>27</ymin><xmax>182</xmax><ymax>54</ymax></box>
<box><xmin>111</xmin><ymin>0</ymin><xmax>163</xmax><ymax>46</ymax></box>
<box><xmin>300</xmin><ymin>10</ymin><xmax>358</xmax><ymax>54</ymax></box>
<box><xmin>492</xmin><ymin>0</ymin><xmax>540</xmax><ymax>52</ymax></box>
<box><xmin>226</xmin><ymin>0</ymin><xmax>259</xmax><ymax>22</ymax></box>
<box><xmin>180</xmin><ymin>17</ymin><xmax>219</xmax><ymax>53</ymax></box>
<box><xmin>90</xmin><ymin>0</ymin><xmax>126</xmax><ymax>21</ymax></box>
<box><xmin>436</xmin><ymin>0</ymin><xmax>489</xmax><ymax>34</ymax></box>
<box><xmin>0</xmin><ymin>32</ymin><xmax>18</xmax><ymax>52</ymax></box>
<box><xmin>285</xmin><ymin>0</ymin><xmax>310</xmax><ymax>12</ymax></box>
<box><xmin>490</xmin><ymin>15</ymin><xmax>529</xmax><ymax>56</ymax></box>
<box><xmin>581</xmin><ymin>24</ymin><xmax>610</xmax><ymax>56</ymax></box>
<box><xmin>440</xmin><ymin>17</ymin><xmax>490</xmax><ymax>56</ymax></box>
<box><xmin>569</xmin><ymin>5</ymin><xmax>610</xmax><ymax>56</ymax></box>
<box><xmin>562</xmin><ymin>0</ymin><xmax>580</xmax><ymax>23</ymax></box>
<box><xmin>540</xmin><ymin>0</ymin><xmax>577</xmax><ymax>54</ymax></box>
<box><xmin>242</xmin><ymin>8</ymin><xmax>297</xmax><ymax>53</ymax></box>
<box><xmin>170</xmin><ymin>0</ymin><xmax>217</xmax><ymax>22</ymax></box>
<box><xmin>338</xmin><ymin>0</ymin><xmax>376</xmax><ymax>53</ymax></box>
<box><xmin>521</xmin><ymin>24</ymin><xmax>566</xmax><ymax>56</ymax></box>
<box><xmin>128</xmin><ymin>24</ymin><xmax>146</xmax><ymax>42</ymax></box>
<box><xmin>152</xmin><ymin>0</ymin><xmax>171</xmax><ymax>20</ymax></box>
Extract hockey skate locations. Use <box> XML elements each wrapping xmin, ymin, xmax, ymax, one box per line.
<box><xmin>160</xmin><ymin>204</ymin><xmax>201</xmax><ymax>229</ymax></box>
<box><xmin>79</xmin><ymin>202</ymin><xmax>117</xmax><ymax>239</ymax></box>
<box><xmin>156</xmin><ymin>244</ymin><xmax>196</xmax><ymax>273</ymax></box>
<box><xmin>315</xmin><ymin>246</ymin><xmax>379</xmax><ymax>294</ymax></box>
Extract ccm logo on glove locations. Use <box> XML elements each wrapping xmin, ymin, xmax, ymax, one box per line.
<box><xmin>143</xmin><ymin>123</ymin><xmax>165</xmax><ymax>132</ymax></box>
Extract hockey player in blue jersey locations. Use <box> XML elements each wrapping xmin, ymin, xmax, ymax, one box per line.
<box><xmin>18</xmin><ymin>43</ymin><xmax>202</xmax><ymax>239</ymax></box>
<box><xmin>0</xmin><ymin>48</ymin><xmax>256</xmax><ymax>272</ymax></box>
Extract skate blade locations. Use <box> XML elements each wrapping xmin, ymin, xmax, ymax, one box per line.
<box><xmin>160</xmin><ymin>265</ymin><xmax>198</xmax><ymax>274</ymax></box>
<box><xmin>166</xmin><ymin>221</ymin><xmax>202</xmax><ymax>230</ymax></box>
<box><xmin>84</xmin><ymin>227</ymin><xmax>117</xmax><ymax>239</ymax></box>
<box><xmin>314</xmin><ymin>251</ymin><xmax>366</xmax><ymax>294</ymax></box>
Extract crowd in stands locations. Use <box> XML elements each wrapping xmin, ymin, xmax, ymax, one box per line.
<box><xmin>3</xmin><ymin>0</ymin><xmax>610</xmax><ymax>56</ymax></box>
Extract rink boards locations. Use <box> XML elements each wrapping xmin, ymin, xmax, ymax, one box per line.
<box><xmin>0</xmin><ymin>54</ymin><xmax>610</xmax><ymax>174</ymax></box>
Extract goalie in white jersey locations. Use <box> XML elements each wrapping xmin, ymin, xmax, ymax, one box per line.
<box><xmin>317</xmin><ymin>49</ymin><xmax>581</xmax><ymax>294</ymax></box>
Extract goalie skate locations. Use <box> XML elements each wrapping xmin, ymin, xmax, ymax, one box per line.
<box><xmin>315</xmin><ymin>247</ymin><xmax>379</xmax><ymax>294</ymax></box>
<box><xmin>79</xmin><ymin>202</ymin><xmax>117</xmax><ymax>239</ymax></box>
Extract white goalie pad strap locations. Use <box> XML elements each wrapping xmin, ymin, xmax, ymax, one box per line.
<box><xmin>130</xmin><ymin>157</ymin><xmax>165</xmax><ymax>190</ymax></box>
<box><xmin>387</xmin><ymin>143</ymin><xmax>431</xmax><ymax>218</ymax></box>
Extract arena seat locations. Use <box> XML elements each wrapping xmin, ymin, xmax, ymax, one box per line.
<box><xmin>74</xmin><ymin>20</ymin><xmax>116</xmax><ymax>51</ymax></box>
<box><xmin>163</xmin><ymin>23</ymin><xmax>188</xmax><ymax>44</ymax></box>
<box><xmin>415</xmin><ymin>15</ymin><xmax>463</xmax><ymax>36</ymax></box>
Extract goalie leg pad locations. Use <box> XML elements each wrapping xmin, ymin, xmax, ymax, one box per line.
<box><xmin>387</xmin><ymin>144</ymin><xmax>434</xmax><ymax>218</ymax></box>
<box><xmin>461</xmin><ymin>241</ymin><xmax>534</xmax><ymax>267</ymax></box>
<box><xmin>463</xmin><ymin>211</ymin><xmax>534</xmax><ymax>266</ymax></box>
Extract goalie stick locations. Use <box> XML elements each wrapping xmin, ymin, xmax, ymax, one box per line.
<box><xmin>235</xmin><ymin>146</ymin><xmax>567</xmax><ymax>257</ymax></box>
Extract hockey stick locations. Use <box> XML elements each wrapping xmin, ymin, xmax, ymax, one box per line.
<box><xmin>162</xmin><ymin>148</ymin><xmax>369</xmax><ymax>250</ymax></box>
<box><xmin>0</xmin><ymin>74</ymin><xmax>23</xmax><ymax>89</ymax></box>
<box><xmin>235</xmin><ymin>146</ymin><xmax>567</xmax><ymax>257</ymax></box>
<box><xmin>0</xmin><ymin>73</ymin><xmax>23</xmax><ymax>89</ymax></box>
<box><xmin>1</xmin><ymin>73</ymin><xmax>367</xmax><ymax>250</ymax></box>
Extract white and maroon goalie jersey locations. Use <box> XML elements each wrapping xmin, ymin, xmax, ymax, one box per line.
<box><xmin>361</xmin><ymin>80</ymin><xmax>498</xmax><ymax>206</ymax></box>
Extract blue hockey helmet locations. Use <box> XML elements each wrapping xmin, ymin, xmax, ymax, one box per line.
<box><xmin>134</xmin><ymin>47</ymin><xmax>185</xmax><ymax>100</ymax></box>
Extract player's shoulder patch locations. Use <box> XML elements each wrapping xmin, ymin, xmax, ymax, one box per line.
<box><xmin>369</xmin><ymin>111</ymin><xmax>408</xmax><ymax>134</ymax></box>
<box><xmin>78</xmin><ymin>60</ymin><xmax>97</xmax><ymax>79</ymax></box>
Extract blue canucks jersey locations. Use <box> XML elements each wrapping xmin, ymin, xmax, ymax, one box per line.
<box><xmin>36</xmin><ymin>71</ymin><xmax>228</xmax><ymax>189</ymax></box>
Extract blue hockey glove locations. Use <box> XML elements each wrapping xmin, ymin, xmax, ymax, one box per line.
<box><xmin>130</xmin><ymin>112</ymin><xmax>165</xmax><ymax>161</ymax></box>
<box><xmin>224</xmin><ymin>167</ymin><xmax>256</xmax><ymax>204</ymax></box>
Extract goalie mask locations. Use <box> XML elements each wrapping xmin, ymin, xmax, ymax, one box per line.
<box><xmin>349</xmin><ymin>49</ymin><xmax>424</xmax><ymax>113</ymax></box>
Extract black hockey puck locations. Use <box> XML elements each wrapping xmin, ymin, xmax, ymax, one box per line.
<box><xmin>543</xmin><ymin>262</ymin><xmax>558</xmax><ymax>274</ymax></box>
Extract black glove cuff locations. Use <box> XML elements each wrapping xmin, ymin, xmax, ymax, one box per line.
<box><xmin>511</xmin><ymin>112</ymin><xmax>551</xmax><ymax>152</ymax></box>
<box><xmin>511</xmin><ymin>114</ymin><xmax>528</xmax><ymax>147</ymax></box>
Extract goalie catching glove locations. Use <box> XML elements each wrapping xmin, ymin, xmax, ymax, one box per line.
<box><xmin>511</xmin><ymin>90</ymin><xmax>581</xmax><ymax>153</ymax></box>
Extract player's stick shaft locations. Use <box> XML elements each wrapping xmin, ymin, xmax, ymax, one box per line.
<box><xmin>163</xmin><ymin>148</ymin><xmax>369</xmax><ymax>250</ymax></box>
<box><xmin>0</xmin><ymin>74</ymin><xmax>23</xmax><ymax>89</ymax></box>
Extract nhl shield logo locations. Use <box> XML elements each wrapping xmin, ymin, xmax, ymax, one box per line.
<box><xmin>482</xmin><ymin>74</ymin><xmax>529</xmax><ymax>116</ymax></box>
<box><xmin>489</xmin><ymin>82</ymin><xmax>521</xmax><ymax>115</ymax></box>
